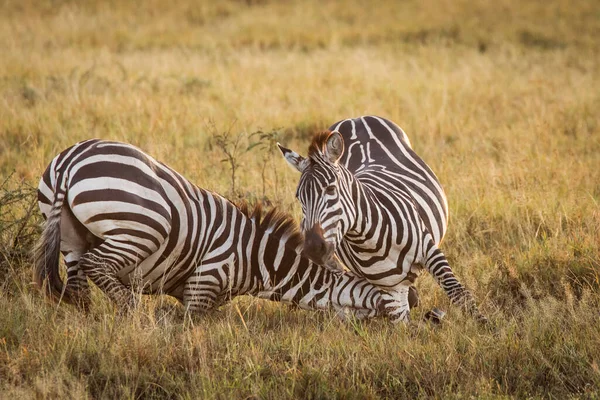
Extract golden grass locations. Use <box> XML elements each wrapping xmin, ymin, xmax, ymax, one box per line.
<box><xmin>1</xmin><ymin>0</ymin><xmax>600</xmax><ymax>398</ymax></box>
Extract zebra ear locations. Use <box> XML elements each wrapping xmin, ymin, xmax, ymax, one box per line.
<box><xmin>325</xmin><ymin>131</ymin><xmax>344</xmax><ymax>163</ymax></box>
<box><xmin>277</xmin><ymin>143</ymin><xmax>306</xmax><ymax>173</ymax></box>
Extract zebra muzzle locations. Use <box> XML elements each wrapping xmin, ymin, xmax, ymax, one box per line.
<box><xmin>303</xmin><ymin>223</ymin><xmax>334</xmax><ymax>265</ymax></box>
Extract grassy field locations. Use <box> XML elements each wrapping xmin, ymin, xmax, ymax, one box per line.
<box><xmin>1</xmin><ymin>0</ymin><xmax>600</xmax><ymax>398</ymax></box>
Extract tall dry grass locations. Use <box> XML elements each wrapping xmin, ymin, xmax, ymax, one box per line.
<box><xmin>1</xmin><ymin>0</ymin><xmax>599</xmax><ymax>398</ymax></box>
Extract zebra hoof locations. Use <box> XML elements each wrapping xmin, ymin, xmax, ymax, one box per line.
<box><xmin>424</xmin><ymin>307</ymin><xmax>446</xmax><ymax>324</ymax></box>
<box><xmin>476</xmin><ymin>315</ymin><xmax>498</xmax><ymax>333</ymax></box>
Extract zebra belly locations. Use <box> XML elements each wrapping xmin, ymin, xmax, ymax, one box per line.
<box><xmin>116</xmin><ymin>241</ymin><xmax>193</xmax><ymax>293</ymax></box>
<box><xmin>110</xmin><ymin>201</ymin><xmax>201</xmax><ymax>295</ymax></box>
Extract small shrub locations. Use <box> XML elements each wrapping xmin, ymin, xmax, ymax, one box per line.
<box><xmin>0</xmin><ymin>174</ymin><xmax>41</xmax><ymax>293</ymax></box>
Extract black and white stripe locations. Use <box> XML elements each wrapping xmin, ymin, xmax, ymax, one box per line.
<box><xmin>278</xmin><ymin>116</ymin><xmax>486</xmax><ymax>323</ymax></box>
<box><xmin>34</xmin><ymin>139</ymin><xmax>388</xmax><ymax>319</ymax></box>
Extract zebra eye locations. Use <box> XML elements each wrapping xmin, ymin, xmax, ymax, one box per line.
<box><xmin>325</xmin><ymin>185</ymin><xmax>337</xmax><ymax>196</ymax></box>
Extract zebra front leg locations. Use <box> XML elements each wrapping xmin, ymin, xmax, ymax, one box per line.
<box><xmin>422</xmin><ymin>235</ymin><xmax>487</xmax><ymax>323</ymax></box>
<box><xmin>377</xmin><ymin>258</ymin><xmax>420</xmax><ymax>323</ymax></box>
<box><xmin>380</xmin><ymin>282</ymin><xmax>413</xmax><ymax>324</ymax></box>
<box><xmin>333</xmin><ymin>305</ymin><xmax>381</xmax><ymax>321</ymax></box>
<box><xmin>181</xmin><ymin>268</ymin><xmax>229</xmax><ymax>316</ymax></box>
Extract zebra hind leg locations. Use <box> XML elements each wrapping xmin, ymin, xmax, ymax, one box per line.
<box><xmin>58</xmin><ymin>207</ymin><xmax>94</xmax><ymax>309</ymax></box>
<box><xmin>422</xmin><ymin>235</ymin><xmax>488</xmax><ymax>324</ymax></box>
<box><xmin>77</xmin><ymin>241</ymin><xmax>139</xmax><ymax>311</ymax></box>
<box><xmin>63</xmin><ymin>251</ymin><xmax>91</xmax><ymax>310</ymax></box>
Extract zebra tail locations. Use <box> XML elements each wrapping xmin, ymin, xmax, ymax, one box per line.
<box><xmin>33</xmin><ymin>173</ymin><xmax>72</xmax><ymax>304</ymax></box>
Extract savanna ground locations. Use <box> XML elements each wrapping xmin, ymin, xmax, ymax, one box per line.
<box><xmin>1</xmin><ymin>0</ymin><xmax>600</xmax><ymax>398</ymax></box>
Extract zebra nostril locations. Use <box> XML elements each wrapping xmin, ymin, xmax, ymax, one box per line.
<box><xmin>319</xmin><ymin>241</ymin><xmax>327</xmax><ymax>254</ymax></box>
<box><xmin>304</xmin><ymin>223</ymin><xmax>328</xmax><ymax>260</ymax></box>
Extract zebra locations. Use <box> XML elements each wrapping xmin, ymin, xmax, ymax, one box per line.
<box><xmin>34</xmin><ymin>139</ymin><xmax>390</xmax><ymax>320</ymax></box>
<box><xmin>277</xmin><ymin>115</ymin><xmax>487</xmax><ymax>323</ymax></box>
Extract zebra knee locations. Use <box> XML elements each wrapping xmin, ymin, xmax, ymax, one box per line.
<box><xmin>183</xmin><ymin>286</ymin><xmax>221</xmax><ymax>314</ymax></box>
<box><xmin>380</xmin><ymin>288</ymin><xmax>411</xmax><ymax>323</ymax></box>
<box><xmin>387</xmin><ymin>308</ymin><xmax>410</xmax><ymax>324</ymax></box>
<box><xmin>79</xmin><ymin>253</ymin><xmax>136</xmax><ymax>308</ymax></box>
<box><xmin>66</xmin><ymin>275</ymin><xmax>91</xmax><ymax>310</ymax></box>
<box><xmin>184</xmin><ymin>297</ymin><xmax>217</xmax><ymax>315</ymax></box>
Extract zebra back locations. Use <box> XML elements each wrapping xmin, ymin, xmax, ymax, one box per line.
<box><xmin>329</xmin><ymin>115</ymin><xmax>449</xmax><ymax>245</ymax></box>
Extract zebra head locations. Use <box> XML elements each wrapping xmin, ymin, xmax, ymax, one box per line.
<box><xmin>278</xmin><ymin>130</ymin><xmax>353</xmax><ymax>265</ymax></box>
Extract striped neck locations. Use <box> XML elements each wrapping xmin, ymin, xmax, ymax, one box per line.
<box><xmin>340</xmin><ymin>166</ymin><xmax>386</xmax><ymax>240</ymax></box>
<box><xmin>240</xmin><ymin>206</ymin><xmax>384</xmax><ymax>315</ymax></box>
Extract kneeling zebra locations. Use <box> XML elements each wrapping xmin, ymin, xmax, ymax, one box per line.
<box><xmin>34</xmin><ymin>139</ymin><xmax>389</xmax><ymax>319</ymax></box>
<box><xmin>278</xmin><ymin>116</ymin><xmax>487</xmax><ymax>323</ymax></box>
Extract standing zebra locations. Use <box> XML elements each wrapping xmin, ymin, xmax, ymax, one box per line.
<box><xmin>34</xmin><ymin>139</ymin><xmax>389</xmax><ymax>319</ymax></box>
<box><xmin>278</xmin><ymin>116</ymin><xmax>486</xmax><ymax>323</ymax></box>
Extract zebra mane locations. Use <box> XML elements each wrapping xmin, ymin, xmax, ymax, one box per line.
<box><xmin>307</xmin><ymin>130</ymin><xmax>332</xmax><ymax>157</ymax></box>
<box><xmin>236</xmin><ymin>202</ymin><xmax>304</xmax><ymax>251</ymax></box>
